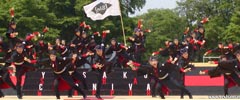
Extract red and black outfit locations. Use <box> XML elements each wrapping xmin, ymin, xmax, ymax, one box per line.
<box><xmin>202</xmin><ymin>59</ymin><xmax>240</xmax><ymax>95</ymax></box>
<box><xmin>24</xmin><ymin>33</ymin><xmax>37</xmax><ymax>60</ymax></box>
<box><xmin>128</xmin><ymin>34</ymin><xmax>146</xmax><ymax>62</ymax></box>
<box><xmin>6</xmin><ymin>51</ymin><xmax>36</xmax><ymax>99</ymax></box>
<box><xmin>92</xmin><ymin>51</ymin><xmax>113</xmax><ymax>99</ymax></box>
<box><xmin>67</xmin><ymin>54</ymin><xmax>89</xmax><ymax>97</ymax></box>
<box><xmin>5</xmin><ymin>19</ymin><xmax>22</xmax><ymax>50</ymax></box>
<box><xmin>136</xmin><ymin>62</ymin><xmax>192</xmax><ymax>99</ymax></box>
<box><xmin>70</xmin><ymin>35</ymin><xmax>82</xmax><ymax>53</ymax></box>
<box><xmin>108</xmin><ymin>42</ymin><xmax>131</xmax><ymax>68</ymax></box>
<box><xmin>38</xmin><ymin>57</ymin><xmax>86</xmax><ymax>99</ymax></box>
<box><xmin>169</xmin><ymin>43</ymin><xmax>184</xmax><ymax>60</ymax></box>
<box><xmin>35</xmin><ymin>41</ymin><xmax>48</xmax><ymax>59</ymax></box>
<box><xmin>176</xmin><ymin>56</ymin><xmax>193</xmax><ymax>99</ymax></box>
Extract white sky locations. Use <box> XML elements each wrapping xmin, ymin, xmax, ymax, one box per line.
<box><xmin>130</xmin><ymin>0</ymin><xmax>180</xmax><ymax>17</ymax></box>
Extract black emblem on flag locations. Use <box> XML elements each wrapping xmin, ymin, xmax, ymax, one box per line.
<box><xmin>92</xmin><ymin>2</ymin><xmax>112</xmax><ymax>15</ymax></box>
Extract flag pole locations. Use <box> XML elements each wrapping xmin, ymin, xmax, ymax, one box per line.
<box><xmin>118</xmin><ymin>0</ymin><xmax>127</xmax><ymax>45</ymax></box>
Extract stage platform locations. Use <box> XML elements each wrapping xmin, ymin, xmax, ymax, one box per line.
<box><xmin>2</xmin><ymin>95</ymin><xmax>240</xmax><ymax>100</ymax></box>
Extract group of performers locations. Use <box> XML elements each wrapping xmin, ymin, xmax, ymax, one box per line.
<box><xmin>0</xmin><ymin>8</ymin><xmax>147</xmax><ymax>99</ymax></box>
<box><xmin>0</xmin><ymin>8</ymin><xmax>239</xmax><ymax>100</ymax></box>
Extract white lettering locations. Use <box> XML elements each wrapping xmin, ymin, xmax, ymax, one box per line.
<box><xmin>144</xmin><ymin>74</ymin><xmax>148</xmax><ymax>79</ymax></box>
<box><xmin>83</xmin><ymin>72</ymin><xmax>87</xmax><ymax>78</ymax></box>
<box><xmin>111</xmin><ymin>83</ymin><xmax>114</xmax><ymax>90</ymax></box>
<box><xmin>102</xmin><ymin>72</ymin><xmax>107</xmax><ymax>78</ymax></box>
<box><xmin>128</xmin><ymin>83</ymin><xmax>133</xmax><ymax>90</ymax></box>
<box><xmin>92</xmin><ymin>83</ymin><xmax>97</xmax><ymax>90</ymax></box>
<box><xmin>39</xmin><ymin>84</ymin><xmax>43</xmax><ymax>91</ymax></box>
<box><xmin>41</xmin><ymin>72</ymin><xmax>45</xmax><ymax>79</ymax></box>
<box><xmin>147</xmin><ymin>83</ymin><xmax>150</xmax><ymax>90</ymax></box>
<box><xmin>123</xmin><ymin>72</ymin><xmax>127</xmax><ymax>79</ymax></box>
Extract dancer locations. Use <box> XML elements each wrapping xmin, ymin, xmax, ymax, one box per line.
<box><xmin>38</xmin><ymin>50</ymin><xmax>86</xmax><ymax>99</ymax></box>
<box><xmin>200</xmin><ymin>53</ymin><xmax>240</xmax><ymax>95</ymax></box>
<box><xmin>132</xmin><ymin>56</ymin><xmax>193</xmax><ymax>99</ymax></box>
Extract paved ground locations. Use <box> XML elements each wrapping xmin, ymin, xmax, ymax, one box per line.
<box><xmin>2</xmin><ymin>95</ymin><xmax>240</xmax><ymax>100</ymax></box>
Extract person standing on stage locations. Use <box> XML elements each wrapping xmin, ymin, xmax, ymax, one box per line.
<box><xmin>5</xmin><ymin>43</ymin><xmax>36</xmax><ymax>99</ymax></box>
<box><xmin>176</xmin><ymin>47</ymin><xmax>194</xmax><ymax>99</ymax></box>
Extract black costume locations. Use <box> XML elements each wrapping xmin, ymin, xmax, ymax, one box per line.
<box><xmin>136</xmin><ymin>62</ymin><xmax>192</xmax><ymax>99</ymax></box>
<box><xmin>203</xmin><ymin>59</ymin><xmax>240</xmax><ymax>95</ymax></box>
<box><xmin>67</xmin><ymin>54</ymin><xmax>89</xmax><ymax>97</ymax></box>
<box><xmin>176</xmin><ymin>55</ymin><xmax>194</xmax><ymax>99</ymax></box>
<box><xmin>38</xmin><ymin>56</ymin><xmax>86</xmax><ymax>99</ymax></box>
<box><xmin>128</xmin><ymin>32</ymin><xmax>146</xmax><ymax>62</ymax></box>
<box><xmin>6</xmin><ymin>50</ymin><xmax>36</xmax><ymax>99</ymax></box>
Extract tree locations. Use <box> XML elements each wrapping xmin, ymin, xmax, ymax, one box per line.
<box><xmin>223</xmin><ymin>1</ymin><xmax>240</xmax><ymax>42</ymax></box>
<box><xmin>176</xmin><ymin>0</ymin><xmax>236</xmax><ymax>48</ymax></box>
<box><xmin>135</xmin><ymin>9</ymin><xmax>186</xmax><ymax>59</ymax></box>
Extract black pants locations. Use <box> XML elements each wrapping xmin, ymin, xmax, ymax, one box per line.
<box><xmin>15</xmin><ymin>65</ymin><xmax>27</xmax><ymax>98</ymax></box>
<box><xmin>180</xmin><ymin>73</ymin><xmax>185</xmax><ymax>98</ymax></box>
<box><xmin>95</xmin><ymin>70</ymin><xmax>104</xmax><ymax>96</ymax></box>
<box><xmin>15</xmin><ymin>62</ymin><xmax>35</xmax><ymax>98</ymax></box>
<box><xmin>156</xmin><ymin>76</ymin><xmax>191</xmax><ymax>99</ymax></box>
<box><xmin>224</xmin><ymin>75</ymin><xmax>229</xmax><ymax>96</ymax></box>
<box><xmin>53</xmin><ymin>72</ymin><xmax>85</xmax><ymax>99</ymax></box>
<box><xmin>224</xmin><ymin>72</ymin><xmax>240</xmax><ymax>95</ymax></box>
<box><xmin>68</xmin><ymin>71</ymin><xmax>87</xmax><ymax>96</ymax></box>
<box><xmin>150</xmin><ymin>78</ymin><xmax>158</xmax><ymax>97</ymax></box>
<box><xmin>229</xmin><ymin>72</ymin><xmax>240</xmax><ymax>85</ymax></box>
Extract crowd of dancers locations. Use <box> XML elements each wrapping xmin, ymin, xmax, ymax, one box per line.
<box><xmin>0</xmin><ymin>8</ymin><xmax>239</xmax><ymax>100</ymax></box>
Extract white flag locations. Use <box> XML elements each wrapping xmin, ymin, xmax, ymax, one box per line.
<box><xmin>83</xmin><ymin>0</ymin><xmax>121</xmax><ymax>21</ymax></box>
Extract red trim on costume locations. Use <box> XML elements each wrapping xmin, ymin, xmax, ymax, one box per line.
<box><xmin>85</xmin><ymin>25</ymin><xmax>91</xmax><ymax>30</ymax></box>
<box><xmin>31</xmin><ymin>60</ymin><xmax>37</xmax><ymax>64</ymax></box>
<box><xmin>197</xmin><ymin>40</ymin><xmax>203</xmax><ymax>45</ymax></box>
<box><xmin>201</xmin><ymin>17</ymin><xmax>209</xmax><ymax>24</ymax></box>
<box><xmin>152</xmin><ymin>51</ymin><xmax>160</xmax><ymax>55</ymax></box>
<box><xmin>228</xmin><ymin>45</ymin><xmax>233</xmax><ymax>49</ymax></box>
<box><xmin>10</xmin><ymin>33</ymin><xmax>15</xmax><ymax>38</ymax></box>
<box><xmin>166</xmin><ymin>59</ymin><xmax>171</xmax><ymax>63</ymax></box>
<box><xmin>120</xmin><ymin>44</ymin><xmax>126</xmax><ymax>49</ymax></box>
<box><xmin>207</xmin><ymin>50</ymin><xmax>212</xmax><ymax>54</ymax></box>
<box><xmin>180</xmin><ymin>68</ymin><xmax>185</xmax><ymax>73</ymax></box>
<box><xmin>79</xmin><ymin>22</ymin><xmax>85</xmax><ymax>27</ymax></box>
<box><xmin>56</xmin><ymin>78</ymin><xmax>71</xmax><ymax>91</ymax></box>
<box><xmin>138</xmin><ymin>19</ymin><xmax>143</xmax><ymax>29</ymax></box>
<box><xmin>26</xmin><ymin>34</ymin><xmax>34</xmax><ymax>41</ymax></box>
<box><xmin>194</xmin><ymin>28</ymin><xmax>198</xmax><ymax>32</ymax></box>
<box><xmin>203</xmin><ymin>70</ymin><xmax>209</xmax><ymax>74</ymax></box>
<box><xmin>81</xmin><ymin>53</ymin><xmax>87</xmax><ymax>58</ymax></box>
<box><xmin>132</xmin><ymin>62</ymin><xmax>141</xmax><ymax>67</ymax></box>
<box><xmin>93</xmin><ymin>32</ymin><xmax>99</xmax><ymax>35</ymax></box>
<box><xmin>10</xmin><ymin>7</ymin><xmax>14</xmax><ymax>17</ymax></box>
<box><xmin>189</xmin><ymin>39</ymin><xmax>195</xmax><ymax>44</ymax></box>
<box><xmin>92</xmin><ymin>64</ymin><xmax>97</xmax><ymax>69</ymax></box>
<box><xmin>102</xmin><ymin>32</ymin><xmax>107</xmax><ymax>38</ymax></box>
<box><xmin>162</xmin><ymin>85</ymin><xmax>170</xmax><ymax>95</ymax></box>
<box><xmin>42</xmin><ymin>27</ymin><xmax>49</xmax><ymax>33</ymax></box>
<box><xmin>33</xmin><ymin>32</ymin><xmax>40</xmax><ymax>36</ymax></box>
<box><xmin>213</xmin><ymin>61</ymin><xmax>218</xmax><ymax>64</ymax></box>
<box><xmin>226</xmin><ymin>76</ymin><xmax>237</xmax><ymax>88</ymax></box>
